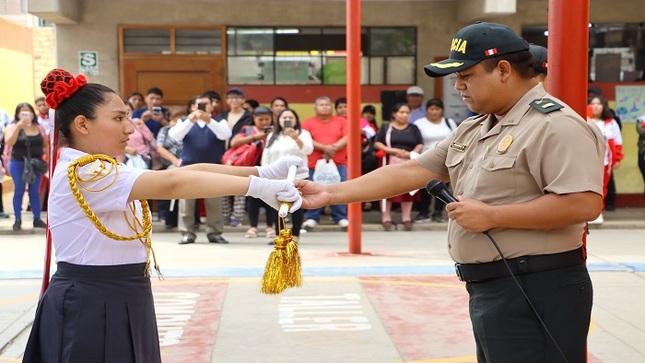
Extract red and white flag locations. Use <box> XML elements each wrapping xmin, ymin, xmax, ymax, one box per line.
<box><xmin>484</xmin><ymin>48</ymin><xmax>498</xmax><ymax>56</ymax></box>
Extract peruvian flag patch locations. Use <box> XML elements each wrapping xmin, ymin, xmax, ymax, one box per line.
<box><xmin>484</xmin><ymin>48</ymin><xmax>498</xmax><ymax>56</ymax></box>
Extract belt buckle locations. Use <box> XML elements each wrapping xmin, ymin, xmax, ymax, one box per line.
<box><xmin>455</xmin><ymin>264</ymin><xmax>465</xmax><ymax>282</ymax></box>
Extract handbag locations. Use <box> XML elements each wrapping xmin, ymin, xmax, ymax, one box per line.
<box><xmin>21</xmin><ymin>156</ymin><xmax>37</xmax><ymax>184</ymax></box>
<box><xmin>222</xmin><ymin>127</ymin><xmax>262</xmax><ymax>166</ymax></box>
<box><xmin>21</xmin><ymin>129</ymin><xmax>47</xmax><ymax>183</ymax></box>
<box><xmin>312</xmin><ymin>158</ymin><xmax>341</xmax><ymax>185</ymax></box>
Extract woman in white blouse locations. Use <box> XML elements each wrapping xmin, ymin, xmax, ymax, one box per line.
<box><xmin>262</xmin><ymin>108</ymin><xmax>314</xmax><ymax>243</ymax></box>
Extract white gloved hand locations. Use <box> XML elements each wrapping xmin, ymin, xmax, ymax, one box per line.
<box><xmin>256</xmin><ymin>155</ymin><xmax>308</xmax><ymax>180</ymax></box>
<box><xmin>245</xmin><ymin>175</ymin><xmax>302</xmax><ymax>212</ymax></box>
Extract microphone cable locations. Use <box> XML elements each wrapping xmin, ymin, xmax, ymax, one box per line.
<box><xmin>426</xmin><ymin>179</ymin><xmax>570</xmax><ymax>363</ymax></box>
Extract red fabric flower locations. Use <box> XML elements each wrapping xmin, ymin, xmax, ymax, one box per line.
<box><xmin>40</xmin><ymin>68</ymin><xmax>87</xmax><ymax>109</ymax></box>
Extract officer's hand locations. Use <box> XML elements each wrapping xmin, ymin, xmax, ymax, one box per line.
<box><xmin>257</xmin><ymin>155</ymin><xmax>308</xmax><ymax>180</ymax></box>
<box><xmin>446</xmin><ymin>197</ymin><xmax>494</xmax><ymax>232</ymax></box>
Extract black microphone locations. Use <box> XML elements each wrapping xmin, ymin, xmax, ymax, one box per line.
<box><xmin>426</xmin><ymin>179</ymin><xmax>457</xmax><ymax>204</ymax></box>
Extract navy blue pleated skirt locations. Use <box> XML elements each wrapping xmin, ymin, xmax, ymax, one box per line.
<box><xmin>23</xmin><ymin>262</ymin><xmax>161</xmax><ymax>363</ymax></box>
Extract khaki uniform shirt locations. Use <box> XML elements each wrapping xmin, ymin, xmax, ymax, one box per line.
<box><xmin>416</xmin><ymin>84</ymin><xmax>605</xmax><ymax>264</ymax></box>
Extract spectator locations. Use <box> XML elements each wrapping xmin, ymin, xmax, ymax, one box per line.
<box><xmin>220</xmin><ymin>87</ymin><xmax>253</xmax><ymax>226</ymax></box>
<box><xmin>127</xmin><ymin>92</ymin><xmax>146</xmax><ymax>112</ymax></box>
<box><xmin>155</xmin><ymin>108</ymin><xmax>184</xmax><ymax>229</ymax></box>
<box><xmin>119</xmin><ymin>102</ymin><xmax>156</xmax><ymax>170</ymax></box>
<box><xmin>301</xmin><ymin>96</ymin><xmax>349</xmax><ymax>230</ymax></box>
<box><xmin>132</xmin><ymin>87</ymin><xmax>170</xmax><ymax>137</ymax></box>
<box><xmin>169</xmin><ymin>93</ymin><xmax>232</xmax><ymax>244</ymax></box>
<box><xmin>34</xmin><ymin>96</ymin><xmax>51</xmax><ymax>135</ymax></box>
<box><xmin>413</xmin><ymin>98</ymin><xmax>457</xmax><ymax>223</ymax></box>
<box><xmin>406</xmin><ymin>86</ymin><xmax>425</xmax><ymax>123</ymax></box>
<box><xmin>229</xmin><ymin>106</ymin><xmax>277</xmax><ymax>239</ymax></box>
<box><xmin>3</xmin><ymin>102</ymin><xmax>49</xmax><ymax>230</ymax></box>
<box><xmin>637</xmin><ymin>114</ymin><xmax>645</xmax><ymax>195</ymax></box>
<box><xmin>0</xmin><ymin>107</ymin><xmax>10</xmax><ymax>218</ymax></box>
<box><xmin>242</xmin><ymin>99</ymin><xmax>259</xmax><ymax>114</ymax></box>
<box><xmin>374</xmin><ymin>103</ymin><xmax>423</xmax><ymax>231</ymax></box>
<box><xmin>588</xmin><ymin>94</ymin><xmax>623</xmax><ymax>224</ymax></box>
<box><xmin>204</xmin><ymin>90</ymin><xmax>222</xmax><ymax>119</ymax></box>
<box><xmin>270</xmin><ymin>97</ymin><xmax>289</xmax><ymax>123</ymax></box>
<box><xmin>263</xmin><ymin>108</ymin><xmax>313</xmax><ymax>243</ymax></box>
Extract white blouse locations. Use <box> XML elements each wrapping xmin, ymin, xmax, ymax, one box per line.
<box><xmin>261</xmin><ymin>130</ymin><xmax>314</xmax><ymax>180</ymax></box>
<box><xmin>49</xmin><ymin>148</ymin><xmax>150</xmax><ymax>265</ymax></box>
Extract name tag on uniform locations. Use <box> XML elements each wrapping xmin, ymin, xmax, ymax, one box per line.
<box><xmin>450</xmin><ymin>141</ymin><xmax>467</xmax><ymax>152</ymax></box>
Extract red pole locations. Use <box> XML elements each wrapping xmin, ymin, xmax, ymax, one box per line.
<box><xmin>547</xmin><ymin>0</ymin><xmax>589</xmax><ymax>117</ymax></box>
<box><xmin>39</xmin><ymin>112</ymin><xmax>58</xmax><ymax>298</ymax></box>
<box><xmin>548</xmin><ymin>2</ymin><xmax>590</xmax><ymax>360</ymax></box>
<box><xmin>346</xmin><ymin>0</ymin><xmax>362</xmax><ymax>253</ymax></box>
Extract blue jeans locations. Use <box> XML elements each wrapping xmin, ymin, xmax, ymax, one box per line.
<box><xmin>305</xmin><ymin>164</ymin><xmax>347</xmax><ymax>223</ymax></box>
<box><xmin>9</xmin><ymin>160</ymin><xmax>42</xmax><ymax>220</ymax></box>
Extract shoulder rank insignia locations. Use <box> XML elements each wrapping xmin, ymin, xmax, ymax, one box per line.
<box><xmin>529</xmin><ymin>98</ymin><xmax>564</xmax><ymax>114</ymax></box>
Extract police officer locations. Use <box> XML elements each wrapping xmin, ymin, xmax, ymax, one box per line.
<box><xmin>529</xmin><ymin>44</ymin><xmax>548</xmax><ymax>88</ymax></box>
<box><xmin>296</xmin><ymin>22</ymin><xmax>605</xmax><ymax>361</ymax></box>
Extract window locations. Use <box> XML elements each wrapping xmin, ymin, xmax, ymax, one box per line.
<box><xmin>522</xmin><ymin>23</ymin><xmax>645</xmax><ymax>82</ymax></box>
<box><xmin>122</xmin><ymin>27</ymin><xmax>222</xmax><ymax>55</ymax></box>
<box><xmin>227</xmin><ymin>27</ymin><xmax>416</xmax><ymax>85</ymax></box>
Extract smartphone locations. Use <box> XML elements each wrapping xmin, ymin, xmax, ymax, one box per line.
<box><xmin>263</xmin><ymin>126</ymin><xmax>273</xmax><ymax>133</ymax></box>
<box><xmin>20</xmin><ymin>111</ymin><xmax>30</xmax><ymax>117</ymax></box>
<box><xmin>284</xmin><ymin>120</ymin><xmax>292</xmax><ymax>128</ymax></box>
<box><xmin>152</xmin><ymin>106</ymin><xmax>162</xmax><ymax>114</ymax></box>
<box><xmin>197</xmin><ymin>103</ymin><xmax>207</xmax><ymax>111</ymax></box>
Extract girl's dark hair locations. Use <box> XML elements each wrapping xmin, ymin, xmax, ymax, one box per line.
<box><xmin>480</xmin><ymin>50</ymin><xmax>533</xmax><ymax>79</ymax></box>
<box><xmin>56</xmin><ymin>83</ymin><xmax>116</xmax><ymax>143</ymax></box>
<box><xmin>13</xmin><ymin>102</ymin><xmax>37</xmax><ymax>122</ymax></box>
<box><xmin>335</xmin><ymin>97</ymin><xmax>347</xmax><ymax>110</ymax></box>
<box><xmin>588</xmin><ymin>95</ymin><xmax>613</xmax><ymax>120</ymax></box>
<box><xmin>245</xmin><ymin>99</ymin><xmax>260</xmax><ymax>109</ymax></box>
<box><xmin>425</xmin><ymin>98</ymin><xmax>444</xmax><ymax>110</ymax></box>
<box><xmin>267</xmin><ymin>108</ymin><xmax>301</xmax><ymax>148</ymax></box>
<box><xmin>270</xmin><ymin>97</ymin><xmax>289</xmax><ymax>109</ymax></box>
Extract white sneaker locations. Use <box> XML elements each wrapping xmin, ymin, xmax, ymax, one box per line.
<box><xmin>302</xmin><ymin>219</ymin><xmax>318</xmax><ymax>231</ymax></box>
<box><xmin>338</xmin><ymin>219</ymin><xmax>349</xmax><ymax>228</ymax></box>
<box><xmin>589</xmin><ymin>213</ymin><xmax>604</xmax><ymax>224</ymax></box>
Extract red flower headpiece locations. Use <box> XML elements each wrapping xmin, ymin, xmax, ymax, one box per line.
<box><xmin>40</xmin><ymin>68</ymin><xmax>88</xmax><ymax>110</ymax></box>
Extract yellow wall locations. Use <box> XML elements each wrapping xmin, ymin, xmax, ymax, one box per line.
<box><xmin>0</xmin><ymin>18</ymin><xmax>35</xmax><ymax>112</ymax></box>
<box><xmin>616</xmin><ymin>127</ymin><xmax>644</xmax><ymax>194</ymax></box>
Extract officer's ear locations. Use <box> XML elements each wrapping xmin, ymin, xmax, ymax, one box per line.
<box><xmin>497</xmin><ymin>60</ymin><xmax>512</xmax><ymax>81</ymax></box>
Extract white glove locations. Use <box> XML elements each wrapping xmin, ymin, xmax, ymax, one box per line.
<box><xmin>256</xmin><ymin>155</ymin><xmax>308</xmax><ymax>180</ymax></box>
<box><xmin>245</xmin><ymin>175</ymin><xmax>302</xmax><ymax>213</ymax></box>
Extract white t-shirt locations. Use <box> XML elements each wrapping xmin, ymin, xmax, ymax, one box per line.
<box><xmin>261</xmin><ymin>130</ymin><xmax>314</xmax><ymax>180</ymax></box>
<box><xmin>50</xmin><ymin>148</ymin><xmax>150</xmax><ymax>265</ymax></box>
<box><xmin>594</xmin><ymin>118</ymin><xmax>622</xmax><ymax>166</ymax></box>
<box><xmin>414</xmin><ymin>117</ymin><xmax>457</xmax><ymax>153</ymax></box>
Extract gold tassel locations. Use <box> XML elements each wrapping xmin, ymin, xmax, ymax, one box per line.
<box><xmin>260</xmin><ymin>202</ymin><xmax>303</xmax><ymax>294</ymax></box>
<box><xmin>260</xmin><ymin>232</ymin><xmax>288</xmax><ymax>294</ymax></box>
<box><xmin>284</xmin><ymin>229</ymin><xmax>302</xmax><ymax>288</ymax></box>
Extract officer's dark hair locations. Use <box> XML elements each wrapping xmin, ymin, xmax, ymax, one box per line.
<box><xmin>480</xmin><ymin>50</ymin><xmax>533</xmax><ymax>79</ymax></box>
<box><xmin>146</xmin><ymin>87</ymin><xmax>164</xmax><ymax>98</ymax></box>
<box><xmin>56</xmin><ymin>83</ymin><xmax>117</xmax><ymax>143</ymax></box>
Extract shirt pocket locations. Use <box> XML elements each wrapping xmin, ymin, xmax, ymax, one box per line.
<box><xmin>477</xmin><ymin>155</ymin><xmax>517</xmax><ymax>203</ymax></box>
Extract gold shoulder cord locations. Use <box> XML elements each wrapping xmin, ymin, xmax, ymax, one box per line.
<box><xmin>67</xmin><ymin>154</ymin><xmax>162</xmax><ymax>278</ymax></box>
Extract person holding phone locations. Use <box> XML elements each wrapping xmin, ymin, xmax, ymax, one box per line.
<box><xmin>262</xmin><ymin>108</ymin><xmax>313</xmax><ymax>243</ymax></box>
<box><xmin>131</xmin><ymin>87</ymin><xmax>169</xmax><ymax>137</ymax></box>
<box><xmin>169</xmin><ymin>94</ymin><xmax>232</xmax><ymax>244</ymax></box>
<box><xmin>2</xmin><ymin>102</ymin><xmax>49</xmax><ymax>230</ymax></box>
<box><xmin>229</xmin><ymin>106</ymin><xmax>279</xmax><ymax>239</ymax></box>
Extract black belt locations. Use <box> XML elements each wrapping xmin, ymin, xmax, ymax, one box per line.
<box><xmin>455</xmin><ymin>247</ymin><xmax>585</xmax><ymax>282</ymax></box>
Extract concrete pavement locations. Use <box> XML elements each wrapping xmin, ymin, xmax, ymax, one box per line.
<box><xmin>1</xmin><ymin>214</ymin><xmax>645</xmax><ymax>362</ymax></box>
